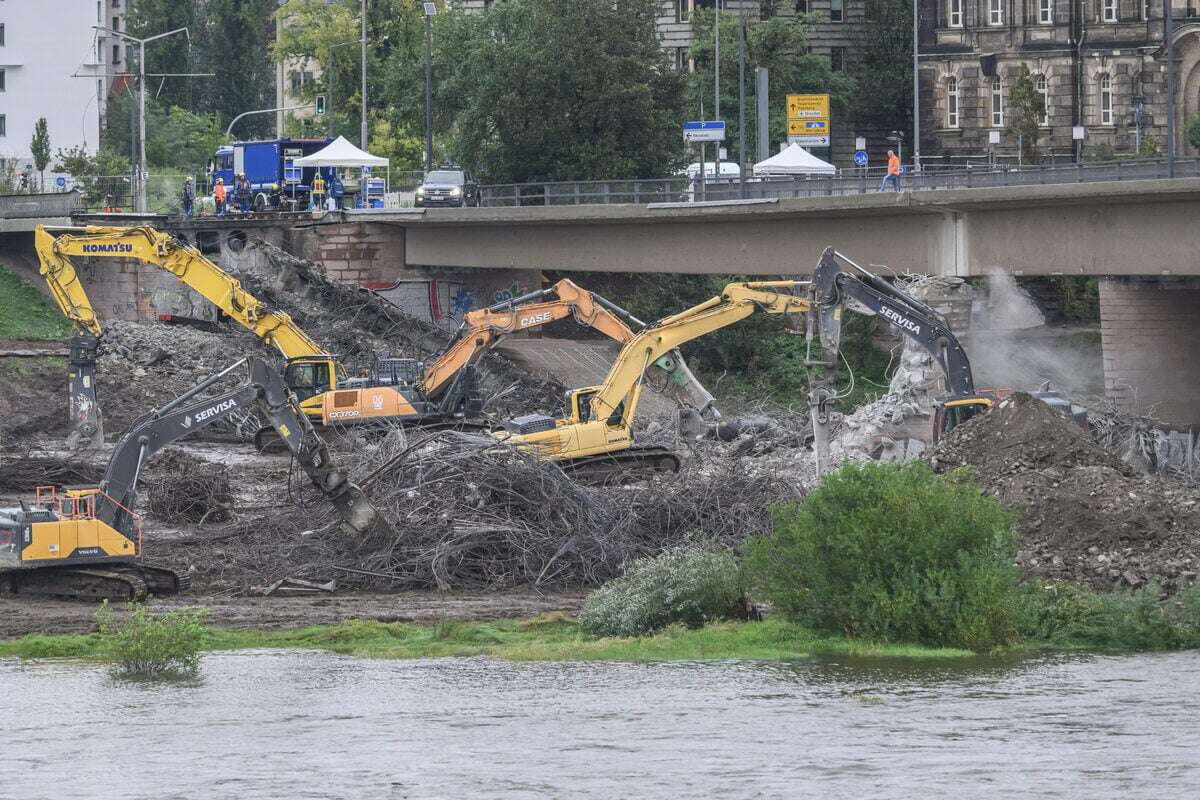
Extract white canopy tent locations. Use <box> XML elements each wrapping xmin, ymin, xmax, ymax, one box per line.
<box><xmin>294</xmin><ymin>136</ymin><xmax>390</xmax><ymax>206</ymax></box>
<box><xmin>752</xmin><ymin>143</ymin><xmax>836</xmax><ymax>176</ymax></box>
<box><xmin>293</xmin><ymin>135</ymin><xmax>389</xmax><ymax>168</ymax></box>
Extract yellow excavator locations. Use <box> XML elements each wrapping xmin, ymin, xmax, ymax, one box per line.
<box><xmin>34</xmin><ymin>224</ymin><xmax>714</xmax><ymax>448</ymax></box>
<box><xmin>0</xmin><ymin>356</ymin><xmax>380</xmax><ymax>601</ymax></box>
<box><xmin>495</xmin><ymin>280</ymin><xmax>813</xmax><ymax>480</ymax></box>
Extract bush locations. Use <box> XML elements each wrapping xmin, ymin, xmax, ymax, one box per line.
<box><xmin>95</xmin><ymin>601</ymin><xmax>208</xmax><ymax>678</ymax></box>
<box><xmin>1019</xmin><ymin>580</ymin><xmax>1200</xmax><ymax>650</ymax></box>
<box><xmin>578</xmin><ymin>546</ymin><xmax>744</xmax><ymax>637</ymax></box>
<box><xmin>744</xmin><ymin>462</ymin><xmax>1021</xmax><ymax>651</ymax></box>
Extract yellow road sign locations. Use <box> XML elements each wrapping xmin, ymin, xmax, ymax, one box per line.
<box><xmin>787</xmin><ymin>94</ymin><xmax>830</xmax><ymax>121</ymax></box>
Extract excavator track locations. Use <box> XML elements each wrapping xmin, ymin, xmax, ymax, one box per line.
<box><xmin>1</xmin><ymin>564</ymin><xmax>189</xmax><ymax>602</ymax></box>
<box><xmin>558</xmin><ymin>447</ymin><xmax>681</xmax><ymax>485</ymax></box>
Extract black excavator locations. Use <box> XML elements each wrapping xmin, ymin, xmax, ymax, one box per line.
<box><xmin>0</xmin><ymin>357</ymin><xmax>380</xmax><ymax>601</ymax></box>
<box><xmin>806</xmin><ymin>247</ymin><xmax>1086</xmax><ymax>470</ymax></box>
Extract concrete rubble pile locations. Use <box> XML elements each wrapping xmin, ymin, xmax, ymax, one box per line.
<box><xmin>832</xmin><ymin>275</ymin><xmax>974</xmax><ymax>463</ymax></box>
<box><xmin>930</xmin><ymin>392</ymin><xmax>1200</xmax><ymax>590</ymax></box>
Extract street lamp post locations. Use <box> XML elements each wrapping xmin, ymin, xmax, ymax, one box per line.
<box><xmin>94</xmin><ymin>25</ymin><xmax>190</xmax><ymax>213</ymax></box>
<box><xmin>913</xmin><ymin>0</ymin><xmax>920</xmax><ymax>172</ymax></box>
<box><xmin>738</xmin><ymin>0</ymin><xmax>746</xmax><ymax>198</ymax></box>
<box><xmin>1166</xmin><ymin>0</ymin><xmax>1176</xmax><ymax>177</ymax></box>
<box><xmin>424</xmin><ymin>2</ymin><xmax>436</xmax><ymax>172</ymax></box>
<box><xmin>360</xmin><ymin>0</ymin><xmax>368</xmax><ymax>150</ymax></box>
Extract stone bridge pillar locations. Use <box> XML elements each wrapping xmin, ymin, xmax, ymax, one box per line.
<box><xmin>1100</xmin><ymin>277</ymin><xmax>1200</xmax><ymax>428</ymax></box>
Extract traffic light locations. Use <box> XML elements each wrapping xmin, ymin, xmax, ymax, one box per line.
<box><xmin>315</xmin><ymin>95</ymin><xmax>326</xmax><ymax>116</ymax></box>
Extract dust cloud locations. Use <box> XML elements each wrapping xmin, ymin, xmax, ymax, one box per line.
<box><xmin>966</xmin><ymin>274</ymin><xmax>1104</xmax><ymax>407</ymax></box>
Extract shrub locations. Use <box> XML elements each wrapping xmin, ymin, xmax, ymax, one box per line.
<box><xmin>744</xmin><ymin>462</ymin><xmax>1021</xmax><ymax>651</ymax></box>
<box><xmin>95</xmin><ymin>601</ymin><xmax>208</xmax><ymax>678</ymax></box>
<box><xmin>578</xmin><ymin>546</ymin><xmax>744</xmax><ymax>637</ymax></box>
<box><xmin>1019</xmin><ymin>580</ymin><xmax>1200</xmax><ymax>650</ymax></box>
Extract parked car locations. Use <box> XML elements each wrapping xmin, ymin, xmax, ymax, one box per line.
<box><xmin>415</xmin><ymin>166</ymin><xmax>480</xmax><ymax>208</ymax></box>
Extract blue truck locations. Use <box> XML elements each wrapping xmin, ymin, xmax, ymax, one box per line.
<box><xmin>212</xmin><ymin>138</ymin><xmax>342</xmax><ymax>211</ymax></box>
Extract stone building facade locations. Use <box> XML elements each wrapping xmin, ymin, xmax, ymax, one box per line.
<box><xmin>917</xmin><ymin>0</ymin><xmax>1176</xmax><ymax>161</ymax></box>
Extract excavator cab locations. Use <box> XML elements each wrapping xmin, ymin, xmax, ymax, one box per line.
<box><xmin>283</xmin><ymin>357</ymin><xmax>338</xmax><ymax>404</ymax></box>
<box><xmin>932</xmin><ymin>396</ymin><xmax>994</xmax><ymax>443</ymax></box>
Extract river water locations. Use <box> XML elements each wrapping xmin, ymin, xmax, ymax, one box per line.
<box><xmin>2</xmin><ymin>649</ymin><xmax>1198</xmax><ymax>799</ymax></box>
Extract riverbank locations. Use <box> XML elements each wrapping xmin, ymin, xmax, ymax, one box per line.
<box><xmin>0</xmin><ymin>616</ymin><xmax>973</xmax><ymax>663</ymax></box>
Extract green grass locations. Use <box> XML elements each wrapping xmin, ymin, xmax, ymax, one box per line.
<box><xmin>0</xmin><ymin>264</ymin><xmax>70</xmax><ymax>340</ymax></box>
<box><xmin>0</xmin><ymin>616</ymin><xmax>972</xmax><ymax>664</ymax></box>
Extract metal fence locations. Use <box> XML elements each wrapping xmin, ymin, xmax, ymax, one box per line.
<box><xmin>70</xmin><ymin>174</ymin><xmax>198</xmax><ymax>214</ymax></box>
<box><xmin>480</xmin><ymin>158</ymin><xmax>1200</xmax><ymax>208</ymax></box>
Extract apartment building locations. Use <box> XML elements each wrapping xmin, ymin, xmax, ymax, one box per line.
<box><xmin>918</xmin><ymin>0</ymin><xmax>1183</xmax><ymax>160</ymax></box>
<box><xmin>0</xmin><ymin>1</ymin><xmax>105</xmax><ymax>172</ymax></box>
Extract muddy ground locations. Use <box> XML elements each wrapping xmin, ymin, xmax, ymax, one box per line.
<box><xmin>0</xmin><ymin>589</ymin><xmax>586</xmax><ymax>638</ymax></box>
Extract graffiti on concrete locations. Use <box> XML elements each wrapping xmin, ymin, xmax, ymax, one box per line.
<box><xmin>493</xmin><ymin>282</ymin><xmax>528</xmax><ymax>304</ymax></box>
<box><xmin>450</xmin><ymin>287</ymin><xmax>475</xmax><ymax>318</ymax></box>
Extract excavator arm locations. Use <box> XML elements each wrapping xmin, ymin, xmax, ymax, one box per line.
<box><xmin>498</xmin><ymin>281</ymin><xmax>809</xmax><ymax>472</ymax></box>
<box><xmin>99</xmin><ymin>356</ymin><xmax>378</xmax><ymax>538</ymax></box>
<box><xmin>34</xmin><ymin>224</ymin><xmax>334</xmax><ymax>447</ymax></box>
<box><xmin>806</xmin><ymin>247</ymin><xmax>990</xmax><ymax>471</ymax></box>
<box><xmin>420</xmin><ymin>278</ymin><xmax>717</xmax><ymax>417</ymax></box>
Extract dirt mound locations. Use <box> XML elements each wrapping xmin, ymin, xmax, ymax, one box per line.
<box><xmin>930</xmin><ymin>392</ymin><xmax>1200</xmax><ymax>589</ymax></box>
<box><xmin>931</xmin><ymin>391</ymin><xmax>1128</xmax><ymax>475</ymax></box>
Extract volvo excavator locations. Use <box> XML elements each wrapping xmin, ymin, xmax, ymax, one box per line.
<box><xmin>494</xmin><ymin>280</ymin><xmax>813</xmax><ymax>481</ymax></box>
<box><xmin>35</xmin><ymin>225</ymin><xmax>714</xmax><ymax>449</ymax></box>
<box><xmin>0</xmin><ymin>356</ymin><xmax>380</xmax><ymax>601</ymax></box>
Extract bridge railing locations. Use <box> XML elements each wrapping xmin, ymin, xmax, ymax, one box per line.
<box><xmin>0</xmin><ymin>191</ymin><xmax>82</xmax><ymax>219</ymax></box>
<box><xmin>479</xmin><ymin>158</ymin><xmax>1200</xmax><ymax>207</ymax></box>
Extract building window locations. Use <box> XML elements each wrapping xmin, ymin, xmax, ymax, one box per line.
<box><xmin>1039</xmin><ymin>0</ymin><xmax>1053</xmax><ymax>23</ymax></box>
<box><xmin>0</xmin><ymin>116</ymin><xmax>7</xmax><ymax>137</ymax></box>
<box><xmin>1143</xmin><ymin>0</ymin><xmax>1149</xmax><ymax>19</ymax></box>
<box><xmin>112</xmin><ymin>44</ymin><xmax>121</xmax><ymax>64</ymax></box>
<box><xmin>677</xmin><ymin>0</ymin><xmax>690</xmax><ymax>22</ymax></box>
<box><xmin>113</xmin><ymin>16</ymin><xmax>119</xmax><ymax>31</ymax></box>
<box><xmin>1103</xmin><ymin>0</ymin><xmax>1117</xmax><ymax>20</ymax></box>
<box><xmin>1036</xmin><ymin>75</ymin><xmax>1049</xmax><ymax>125</ymax></box>
<box><xmin>949</xmin><ymin>0</ymin><xmax>962</xmax><ymax>26</ymax></box>
<box><xmin>989</xmin><ymin>0</ymin><xmax>1004</xmax><ymax>24</ymax></box>
<box><xmin>1100</xmin><ymin>74</ymin><xmax>1113</xmax><ymax>125</ymax></box>
<box><xmin>947</xmin><ymin>77</ymin><xmax>959</xmax><ymax>128</ymax></box>
<box><xmin>830</xmin><ymin>47</ymin><xmax>846</xmax><ymax>72</ymax></box>
<box><xmin>0</xmin><ymin>70</ymin><xmax>5</xmax><ymax>93</ymax></box>
<box><xmin>795</xmin><ymin>0</ymin><xmax>809</xmax><ymax>11</ymax></box>
<box><xmin>0</xmin><ymin>24</ymin><xmax>5</xmax><ymax>46</ymax></box>
<box><xmin>113</xmin><ymin>0</ymin><xmax>120</xmax><ymax>6</ymax></box>
<box><xmin>831</xmin><ymin>0</ymin><xmax>844</xmax><ymax>21</ymax></box>
<box><xmin>991</xmin><ymin>76</ymin><xmax>1004</xmax><ymax>126</ymax></box>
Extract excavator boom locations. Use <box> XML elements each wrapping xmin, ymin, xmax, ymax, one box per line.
<box><xmin>0</xmin><ymin>356</ymin><xmax>380</xmax><ymax>601</ymax></box>
<box><xmin>497</xmin><ymin>281</ymin><xmax>809</xmax><ymax>478</ymax></box>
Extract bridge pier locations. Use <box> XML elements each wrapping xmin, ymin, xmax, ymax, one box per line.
<box><xmin>1100</xmin><ymin>277</ymin><xmax>1200</xmax><ymax>428</ymax></box>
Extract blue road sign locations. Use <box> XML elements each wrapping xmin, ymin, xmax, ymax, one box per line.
<box><xmin>683</xmin><ymin>120</ymin><xmax>726</xmax><ymax>143</ymax></box>
<box><xmin>853</xmin><ymin>150</ymin><xmax>868</xmax><ymax>167</ymax></box>
<box><xmin>55</xmin><ymin>176</ymin><xmax>67</xmax><ymax>188</ymax></box>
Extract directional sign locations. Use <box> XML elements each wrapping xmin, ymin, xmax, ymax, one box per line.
<box><xmin>787</xmin><ymin>94</ymin><xmax>831</xmax><ymax>146</ymax></box>
<box><xmin>55</xmin><ymin>176</ymin><xmax>67</xmax><ymax>188</ymax></box>
<box><xmin>853</xmin><ymin>150</ymin><xmax>869</xmax><ymax>167</ymax></box>
<box><xmin>683</xmin><ymin>120</ymin><xmax>726</xmax><ymax>143</ymax></box>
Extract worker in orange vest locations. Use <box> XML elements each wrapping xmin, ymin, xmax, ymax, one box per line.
<box><xmin>214</xmin><ymin>177</ymin><xmax>227</xmax><ymax>217</ymax></box>
<box><xmin>879</xmin><ymin>150</ymin><xmax>900</xmax><ymax>192</ymax></box>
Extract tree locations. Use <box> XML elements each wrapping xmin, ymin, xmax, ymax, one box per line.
<box><xmin>30</xmin><ymin>118</ymin><xmax>51</xmax><ymax>191</ymax></box>
<box><xmin>101</xmin><ymin>92</ymin><xmax>223</xmax><ymax>173</ymax></box>
<box><xmin>1006</xmin><ymin>64</ymin><xmax>1044</xmax><ymax>163</ymax></box>
<box><xmin>127</xmin><ymin>0</ymin><xmax>276</xmax><ymax>137</ymax></box>
<box><xmin>53</xmin><ymin>146</ymin><xmax>132</xmax><ymax>207</ymax></box>
<box><xmin>850</xmin><ymin>0</ymin><xmax>912</xmax><ymax>142</ymax></box>
<box><xmin>687</xmin><ymin>10</ymin><xmax>854</xmax><ymax>164</ymax></box>
<box><xmin>1185</xmin><ymin>115</ymin><xmax>1200</xmax><ymax>150</ymax></box>
<box><xmin>432</xmin><ymin>0</ymin><xmax>687</xmax><ymax>182</ymax></box>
